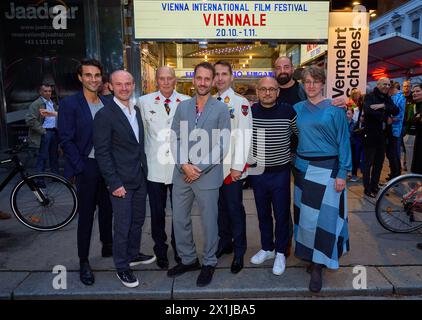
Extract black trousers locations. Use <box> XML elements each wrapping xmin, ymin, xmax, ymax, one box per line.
<box><xmin>147</xmin><ymin>180</ymin><xmax>177</xmax><ymax>259</ymax></box>
<box><xmin>75</xmin><ymin>159</ymin><xmax>113</xmax><ymax>261</ymax></box>
<box><xmin>218</xmin><ymin>179</ymin><xmax>247</xmax><ymax>257</ymax></box>
<box><xmin>386</xmin><ymin>134</ymin><xmax>401</xmax><ymax>178</ymax></box>
<box><xmin>362</xmin><ymin>143</ymin><xmax>385</xmax><ymax>193</ymax></box>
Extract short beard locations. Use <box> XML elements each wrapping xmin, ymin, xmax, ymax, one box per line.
<box><xmin>276</xmin><ymin>73</ymin><xmax>292</xmax><ymax>86</ymax></box>
<box><xmin>196</xmin><ymin>88</ymin><xmax>211</xmax><ymax>96</ymax></box>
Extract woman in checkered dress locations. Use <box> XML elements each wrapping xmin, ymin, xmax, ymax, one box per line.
<box><xmin>292</xmin><ymin>66</ymin><xmax>352</xmax><ymax>293</ymax></box>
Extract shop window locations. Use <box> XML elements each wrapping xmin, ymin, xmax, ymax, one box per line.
<box><xmin>412</xmin><ymin>18</ymin><xmax>420</xmax><ymax>38</ymax></box>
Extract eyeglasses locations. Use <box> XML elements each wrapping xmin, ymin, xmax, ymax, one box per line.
<box><xmin>303</xmin><ymin>80</ymin><xmax>323</xmax><ymax>86</ymax></box>
<box><xmin>257</xmin><ymin>87</ymin><xmax>278</xmax><ymax>94</ymax></box>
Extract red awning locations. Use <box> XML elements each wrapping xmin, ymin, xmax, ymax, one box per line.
<box><xmin>368</xmin><ymin>33</ymin><xmax>422</xmax><ymax>81</ymax></box>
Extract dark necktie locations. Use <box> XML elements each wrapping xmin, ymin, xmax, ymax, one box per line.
<box><xmin>164</xmin><ymin>98</ymin><xmax>171</xmax><ymax>115</ymax></box>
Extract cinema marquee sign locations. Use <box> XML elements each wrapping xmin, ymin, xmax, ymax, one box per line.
<box><xmin>133</xmin><ymin>0</ymin><xmax>330</xmax><ymax>40</ymax></box>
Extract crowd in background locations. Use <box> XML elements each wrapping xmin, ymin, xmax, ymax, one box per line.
<box><xmin>345</xmin><ymin>79</ymin><xmax>422</xmax><ymax>198</ymax></box>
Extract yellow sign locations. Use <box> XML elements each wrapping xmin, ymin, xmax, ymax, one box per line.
<box><xmin>134</xmin><ymin>0</ymin><xmax>330</xmax><ymax>40</ymax></box>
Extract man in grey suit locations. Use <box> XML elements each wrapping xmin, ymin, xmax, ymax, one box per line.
<box><xmin>167</xmin><ymin>62</ymin><xmax>231</xmax><ymax>287</ymax></box>
<box><xmin>93</xmin><ymin>70</ymin><xmax>154</xmax><ymax>288</ymax></box>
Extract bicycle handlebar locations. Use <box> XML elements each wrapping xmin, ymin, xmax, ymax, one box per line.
<box><xmin>1</xmin><ymin>138</ymin><xmax>30</xmax><ymax>155</ymax></box>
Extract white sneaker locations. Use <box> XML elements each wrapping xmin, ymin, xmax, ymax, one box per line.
<box><xmin>272</xmin><ymin>253</ymin><xmax>286</xmax><ymax>275</ymax></box>
<box><xmin>250</xmin><ymin>249</ymin><xmax>275</xmax><ymax>265</ymax></box>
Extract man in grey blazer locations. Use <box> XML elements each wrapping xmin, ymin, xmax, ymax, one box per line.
<box><xmin>168</xmin><ymin>62</ymin><xmax>231</xmax><ymax>287</ymax></box>
<box><xmin>93</xmin><ymin>70</ymin><xmax>154</xmax><ymax>288</ymax></box>
<box><xmin>25</xmin><ymin>83</ymin><xmax>59</xmax><ymax>177</ymax></box>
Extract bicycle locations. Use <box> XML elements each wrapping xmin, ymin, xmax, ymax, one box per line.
<box><xmin>0</xmin><ymin>144</ymin><xmax>78</xmax><ymax>231</ymax></box>
<box><xmin>375</xmin><ymin>173</ymin><xmax>422</xmax><ymax>233</ymax></box>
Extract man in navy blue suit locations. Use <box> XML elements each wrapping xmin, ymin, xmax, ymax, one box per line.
<box><xmin>93</xmin><ymin>70</ymin><xmax>154</xmax><ymax>288</ymax></box>
<box><xmin>57</xmin><ymin>59</ymin><xmax>113</xmax><ymax>285</ymax></box>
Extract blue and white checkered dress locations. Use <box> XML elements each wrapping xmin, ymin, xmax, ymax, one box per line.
<box><xmin>293</xmin><ymin>156</ymin><xmax>350</xmax><ymax>269</ymax></box>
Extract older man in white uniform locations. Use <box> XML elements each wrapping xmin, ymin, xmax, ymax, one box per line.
<box><xmin>138</xmin><ymin>67</ymin><xmax>190</xmax><ymax>269</ymax></box>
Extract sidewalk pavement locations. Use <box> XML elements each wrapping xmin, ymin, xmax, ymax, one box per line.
<box><xmin>0</xmin><ymin>169</ymin><xmax>421</xmax><ymax>300</ymax></box>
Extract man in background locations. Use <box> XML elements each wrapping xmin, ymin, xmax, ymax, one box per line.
<box><xmin>26</xmin><ymin>83</ymin><xmax>59</xmax><ymax>178</ymax></box>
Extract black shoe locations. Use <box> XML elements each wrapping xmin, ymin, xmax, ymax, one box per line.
<box><xmin>309</xmin><ymin>264</ymin><xmax>323</xmax><ymax>293</ymax></box>
<box><xmin>156</xmin><ymin>257</ymin><xmax>169</xmax><ymax>270</ymax></box>
<box><xmin>197</xmin><ymin>265</ymin><xmax>215</xmax><ymax>287</ymax></box>
<box><xmin>216</xmin><ymin>246</ymin><xmax>233</xmax><ymax>259</ymax></box>
<box><xmin>80</xmin><ymin>261</ymin><xmax>95</xmax><ymax>286</ymax></box>
<box><xmin>306</xmin><ymin>263</ymin><xmax>312</xmax><ymax>274</ymax></box>
<box><xmin>129</xmin><ymin>252</ymin><xmax>156</xmax><ymax>266</ymax></box>
<box><xmin>101</xmin><ymin>243</ymin><xmax>113</xmax><ymax>258</ymax></box>
<box><xmin>230</xmin><ymin>256</ymin><xmax>244</xmax><ymax>274</ymax></box>
<box><xmin>364</xmin><ymin>190</ymin><xmax>376</xmax><ymax>198</ymax></box>
<box><xmin>116</xmin><ymin>270</ymin><xmax>139</xmax><ymax>288</ymax></box>
<box><xmin>417</xmin><ymin>243</ymin><xmax>422</xmax><ymax>250</ymax></box>
<box><xmin>167</xmin><ymin>259</ymin><xmax>201</xmax><ymax>277</ymax></box>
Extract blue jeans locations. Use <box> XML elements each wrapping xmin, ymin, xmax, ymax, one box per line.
<box><xmin>36</xmin><ymin>130</ymin><xmax>59</xmax><ymax>175</ymax></box>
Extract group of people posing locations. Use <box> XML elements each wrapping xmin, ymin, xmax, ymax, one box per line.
<box><xmin>24</xmin><ymin>55</ymin><xmax>422</xmax><ymax>294</ymax></box>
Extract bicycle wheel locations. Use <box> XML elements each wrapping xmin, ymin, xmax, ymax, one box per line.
<box><xmin>10</xmin><ymin>173</ymin><xmax>78</xmax><ymax>231</ymax></box>
<box><xmin>375</xmin><ymin>174</ymin><xmax>422</xmax><ymax>233</ymax></box>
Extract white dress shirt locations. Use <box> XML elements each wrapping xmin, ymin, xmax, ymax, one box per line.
<box><xmin>114</xmin><ymin>96</ymin><xmax>139</xmax><ymax>143</ymax></box>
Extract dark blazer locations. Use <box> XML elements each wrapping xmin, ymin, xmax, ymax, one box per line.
<box><xmin>57</xmin><ymin>91</ymin><xmax>110</xmax><ymax>177</ymax></box>
<box><xmin>363</xmin><ymin>87</ymin><xmax>399</xmax><ymax>146</ymax></box>
<box><xmin>93</xmin><ymin>99</ymin><xmax>148</xmax><ymax>192</ymax></box>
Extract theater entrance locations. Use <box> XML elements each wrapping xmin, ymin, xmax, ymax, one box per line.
<box><xmin>138</xmin><ymin>41</ymin><xmax>305</xmax><ymax>103</ymax></box>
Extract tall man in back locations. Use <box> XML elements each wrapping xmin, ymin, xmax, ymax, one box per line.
<box><xmin>58</xmin><ymin>59</ymin><xmax>113</xmax><ymax>286</ymax></box>
<box><xmin>138</xmin><ymin>66</ymin><xmax>190</xmax><ymax>269</ymax></box>
<box><xmin>168</xmin><ymin>62</ymin><xmax>231</xmax><ymax>287</ymax></box>
<box><xmin>213</xmin><ymin>61</ymin><xmax>252</xmax><ymax>274</ymax></box>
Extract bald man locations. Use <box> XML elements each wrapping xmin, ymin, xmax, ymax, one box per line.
<box><xmin>138</xmin><ymin>67</ymin><xmax>190</xmax><ymax>269</ymax></box>
<box><xmin>248</xmin><ymin>77</ymin><xmax>297</xmax><ymax>276</ymax></box>
<box><xmin>274</xmin><ymin>56</ymin><xmax>307</xmax><ymax>106</ymax></box>
<box><xmin>362</xmin><ymin>77</ymin><xmax>399</xmax><ymax>198</ymax></box>
<box><xmin>94</xmin><ymin>70</ymin><xmax>153</xmax><ymax>288</ymax></box>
